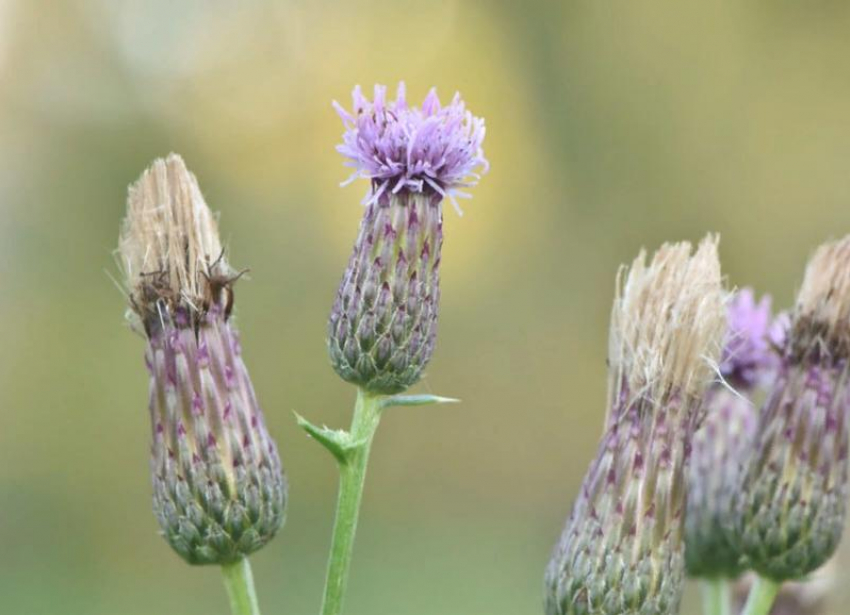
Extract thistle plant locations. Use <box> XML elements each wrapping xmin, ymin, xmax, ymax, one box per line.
<box><xmin>545</xmin><ymin>237</ymin><xmax>726</xmax><ymax>615</ymax></box>
<box><xmin>298</xmin><ymin>83</ymin><xmax>487</xmax><ymax>615</ymax></box>
<box><xmin>118</xmin><ymin>154</ymin><xmax>286</xmax><ymax>615</ymax></box>
<box><xmin>685</xmin><ymin>290</ymin><xmax>785</xmax><ymax>614</ymax></box>
<box><xmin>734</xmin><ymin>237</ymin><xmax>850</xmax><ymax>615</ymax></box>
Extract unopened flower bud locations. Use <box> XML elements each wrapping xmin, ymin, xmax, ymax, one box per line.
<box><xmin>735</xmin><ymin>237</ymin><xmax>850</xmax><ymax>582</ymax></box>
<box><xmin>685</xmin><ymin>289</ymin><xmax>785</xmax><ymax>580</ymax></box>
<box><xmin>327</xmin><ymin>83</ymin><xmax>487</xmax><ymax>394</ymax></box>
<box><xmin>545</xmin><ymin>237</ymin><xmax>726</xmax><ymax>615</ymax></box>
<box><xmin>119</xmin><ymin>154</ymin><xmax>286</xmax><ymax>565</ymax></box>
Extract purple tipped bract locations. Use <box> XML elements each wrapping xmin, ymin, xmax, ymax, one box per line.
<box><xmin>721</xmin><ymin>288</ymin><xmax>785</xmax><ymax>389</ymax></box>
<box><xmin>333</xmin><ymin>82</ymin><xmax>488</xmax><ymax>213</ymax></box>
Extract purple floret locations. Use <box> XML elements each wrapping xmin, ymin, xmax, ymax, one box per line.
<box><xmin>333</xmin><ymin>82</ymin><xmax>488</xmax><ymax>214</ymax></box>
<box><xmin>721</xmin><ymin>288</ymin><xmax>784</xmax><ymax>389</ymax></box>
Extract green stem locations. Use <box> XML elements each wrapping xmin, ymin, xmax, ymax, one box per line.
<box><xmin>320</xmin><ymin>388</ymin><xmax>383</xmax><ymax>615</ymax></box>
<box><xmin>741</xmin><ymin>575</ymin><xmax>781</xmax><ymax>615</ymax></box>
<box><xmin>700</xmin><ymin>578</ymin><xmax>732</xmax><ymax>615</ymax></box>
<box><xmin>221</xmin><ymin>558</ymin><xmax>262</xmax><ymax>615</ymax></box>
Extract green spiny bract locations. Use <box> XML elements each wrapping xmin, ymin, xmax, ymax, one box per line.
<box><xmin>545</xmin><ymin>238</ymin><xmax>725</xmax><ymax>615</ymax></box>
<box><xmin>120</xmin><ymin>154</ymin><xmax>286</xmax><ymax>565</ymax></box>
<box><xmin>328</xmin><ymin>192</ymin><xmax>441</xmax><ymax>395</ymax></box>
<box><xmin>734</xmin><ymin>237</ymin><xmax>850</xmax><ymax>582</ymax></box>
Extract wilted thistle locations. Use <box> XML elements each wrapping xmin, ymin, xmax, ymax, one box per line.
<box><xmin>545</xmin><ymin>237</ymin><xmax>725</xmax><ymax>615</ymax></box>
<box><xmin>735</xmin><ymin>237</ymin><xmax>850</xmax><ymax>585</ymax></box>
<box><xmin>118</xmin><ymin>155</ymin><xmax>286</xmax><ymax>613</ymax></box>
<box><xmin>327</xmin><ymin>82</ymin><xmax>487</xmax><ymax>395</ymax></box>
<box><xmin>685</xmin><ymin>289</ymin><xmax>786</xmax><ymax>581</ymax></box>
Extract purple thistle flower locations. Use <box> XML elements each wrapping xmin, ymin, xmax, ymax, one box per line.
<box><xmin>328</xmin><ymin>84</ymin><xmax>487</xmax><ymax>394</ymax></box>
<box><xmin>333</xmin><ymin>82</ymin><xmax>488</xmax><ymax>214</ymax></box>
<box><xmin>720</xmin><ymin>288</ymin><xmax>786</xmax><ymax>390</ymax></box>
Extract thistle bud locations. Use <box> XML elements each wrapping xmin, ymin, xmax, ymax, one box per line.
<box><xmin>735</xmin><ymin>237</ymin><xmax>850</xmax><ymax>582</ymax></box>
<box><xmin>119</xmin><ymin>154</ymin><xmax>286</xmax><ymax>565</ymax></box>
<box><xmin>545</xmin><ymin>238</ymin><xmax>725</xmax><ymax>615</ymax></box>
<box><xmin>327</xmin><ymin>83</ymin><xmax>488</xmax><ymax>394</ymax></box>
<box><xmin>685</xmin><ymin>289</ymin><xmax>785</xmax><ymax>579</ymax></box>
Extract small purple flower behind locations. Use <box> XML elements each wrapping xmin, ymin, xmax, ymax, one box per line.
<box><xmin>333</xmin><ymin>82</ymin><xmax>488</xmax><ymax>213</ymax></box>
<box><xmin>686</xmin><ymin>288</ymin><xmax>786</xmax><ymax>580</ymax></box>
<box><xmin>720</xmin><ymin>288</ymin><xmax>785</xmax><ymax>389</ymax></box>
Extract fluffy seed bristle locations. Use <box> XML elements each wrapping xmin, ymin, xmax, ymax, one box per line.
<box><xmin>609</xmin><ymin>235</ymin><xmax>725</xmax><ymax>404</ymax></box>
<box><xmin>793</xmin><ymin>235</ymin><xmax>850</xmax><ymax>361</ymax></box>
<box><xmin>119</xmin><ymin>154</ymin><xmax>230</xmax><ymax>322</ymax></box>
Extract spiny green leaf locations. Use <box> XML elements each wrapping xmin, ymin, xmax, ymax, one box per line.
<box><xmin>294</xmin><ymin>412</ymin><xmax>366</xmax><ymax>464</ymax></box>
<box><xmin>379</xmin><ymin>394</ymin><xmax>460</xmax><ymax>411</ymax></box>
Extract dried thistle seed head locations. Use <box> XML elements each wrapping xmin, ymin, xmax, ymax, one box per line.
<box><xmin>545</xmin><ymin>237</ymin><xmax>725</xmax><ymax>615</ymax></box>
<box><xmin>119</xmin><ymin>155</ymin><xmax>286</xmax><ymax>565</ymax></box>
<box><xmin>735</xmin><ymin>236</ymin><xmax>850</xmax><ymax>582</ymax></box>
<box><xmin>327</xmin><ymin>84</ymin><xmax>487</xmax><ymax>395</ymax></box>
<box><xmin>685</xmin><ymin>289</ymin><xmax>784</xmax><ymax>580</ymax></box>
<box><xmin>119</xmin><ymin>153</ymin><xmax>235</xmax><ymax>332</ymax></box>
<box><xmin>792</xmin><ymin>237</ymin><xmax>850</xmax><ymax>362</ymax></box>
<box><xmin>608</xmin><ymin>236</ymin><xmax>725</xmax><ymax>413</ymax></box>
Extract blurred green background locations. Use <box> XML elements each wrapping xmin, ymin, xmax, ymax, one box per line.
<box><xmin>2</xmin><ymin>1</ymin><xmax>850</xmax><ymax>614</ymax></box>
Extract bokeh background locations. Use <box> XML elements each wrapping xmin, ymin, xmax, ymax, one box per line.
<box><xmin>2</xmin><ymin>1</ymin><xmax>850</xmax><ymax>614</ymax></box>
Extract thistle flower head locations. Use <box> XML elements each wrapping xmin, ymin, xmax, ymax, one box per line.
<box><xmin>327</xmin><ymin>83</ymin><xmax>487</xmax><ymax>394</ymax></box>
<box><xmin>119</xmin><ymin>154</ymin><xmax>286</xmax><ymax>565</ymax></box>
<box><xmin>685</xmin><ymin>289</ymin><xmax>783</xmax><ymax>580</ymax></box>
<box><xmin>735</xmin><ymin>236</ymin><xmax>850</xmax><ymax>582</ymax></box>
<box><xmin>334</xmin><ymin>82</ymin><xmax>488</xmax><ymax>212</ymax></box>
<box><xmin>546</xmin><ymin>237</ymin><xmax>725</xmax><ymax>615</ymax></box>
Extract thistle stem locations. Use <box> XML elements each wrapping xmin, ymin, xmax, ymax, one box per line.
<box><xmin>320</xmin><ymin>388</ymin><xmax>383</xmax><ymax>615</ymax></box>
<box><xmin>221</xmin><ymin>558</ymin><xmax>262</xmax><ymax>615</ymax></box>
<box><xmin>741</xmin><ymin>576</ymin><xmax>781</xmax><ymax>615</ymax></box>
<box><xmin>700</xmin><ymin>578</ymin><xmax>731</xmax><ymax>615</ymax></box>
